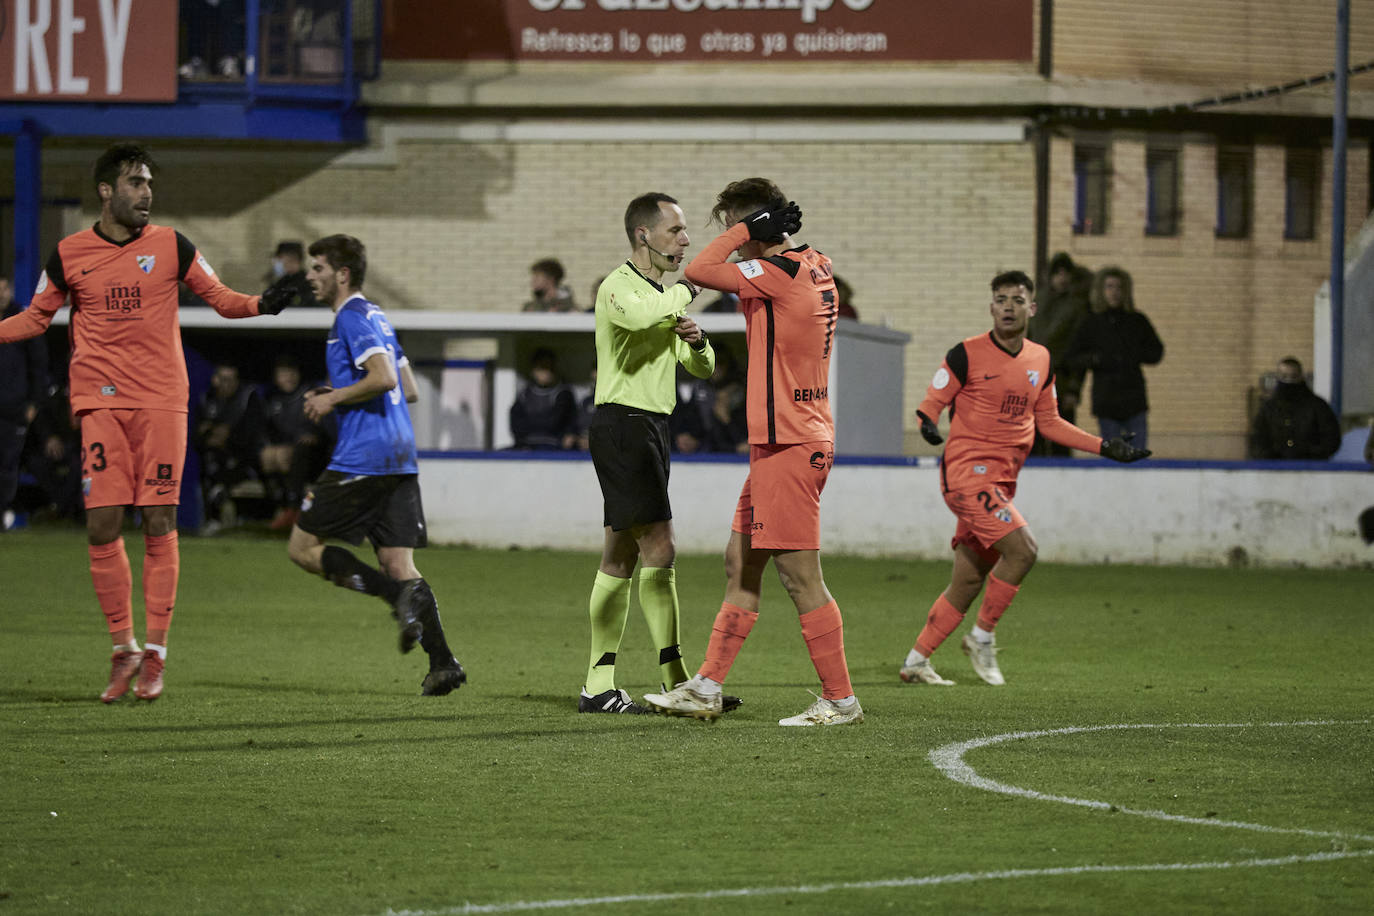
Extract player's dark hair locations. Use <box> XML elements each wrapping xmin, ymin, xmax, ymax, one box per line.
<box><xmin>275</xmin><ymin>240</ymin><xmax>305</xmax><ymax>259</ymax></box>
<box><xmin>93</xmin><ymin>143</ymin><xmax>157</xmax><ymax>193</ymax></box>
<box><xmin>710</xmin><ymin>178</ymin><xmax>786</xmax><ymax>227</ymax></box>
<box><xmin>991</xmin><ymin>270</ymin><xmax>1035</xmax><ymax>294</ymax></box>
<box><xmin>624</xmin><ymin>192</ymin><xmax>678</xmax><ymax>245</ymax></box>
<box><xmin>530</xmin><ymin>258</ymin><xmax>564</xmax><ymax>284</ymax></box>
<box><xmin>1089</xmin><ymin>265</ymin><xmax>1134</xmax><ymax>313</ymax></box>
<box><xmin>308</xmin><ymin>234</ymin><xmax>367</xmax><ymax>289</ymax></box>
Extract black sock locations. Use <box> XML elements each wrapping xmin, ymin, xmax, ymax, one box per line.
<box><xmin>320</xmin><ymin>546</ymin><xmax>402</xmax><ymax>604</ymax></box>
<box><xmin>410</xmin><ymin>579</ymin><xmax>455</xmax><ymax>664</ymax></box>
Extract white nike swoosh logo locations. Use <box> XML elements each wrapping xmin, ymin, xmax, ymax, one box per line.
<box><xmin>326</xmin><ymin>338</ymin><xmax>339</xmax><ymax>344</ymax></box>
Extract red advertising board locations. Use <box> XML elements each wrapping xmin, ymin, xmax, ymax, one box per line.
<box><xmin>386</xmin><ymin>0</ymin><xmax>1033</xmax><ymax>64</ymax></box>
<box><xmin>0</xmin><ymin>0</ymin><xmax>178</xmax><ymax>101</ymax></box>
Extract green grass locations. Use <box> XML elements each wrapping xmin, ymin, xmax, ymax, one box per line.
<box><xmin>1</xmin><ymin>528</ymin><xmax>1371</xmax><ymax>915</ymax></box>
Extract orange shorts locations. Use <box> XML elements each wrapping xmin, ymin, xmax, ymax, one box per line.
<box><xmin>731</xmin><ymin>441</ymin><xmax>833</xmax><ymax>551</ymax></box>
<box><xmin>80</xmin><ymin>408</ymin><xmax>187</xmax><ymax>509</ymax></box>
<box><xmin>945</xmin><ymin>481</ymin><xmax>1026</xmax><ymax>562</ymax></box>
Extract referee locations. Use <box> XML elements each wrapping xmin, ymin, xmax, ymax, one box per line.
<box><xmin>579</xmin><ymin>192</ymin><xmax>717</xmax><ymax>714</ymax></box>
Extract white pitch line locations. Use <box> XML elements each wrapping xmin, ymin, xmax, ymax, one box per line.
<box><xmin>381</xmin><ymin>850</ymin><xmax>1374</xmax><ymax>915</ymax></box>
<box><xmin>929</xmin><ymin>718</ymin><xmax>1374</xmax><ymax>844</ymax></box>
<box><xmin>379</xmin><ymin>718</ymin><xmax>1374</xmax><ymax>916</ymax></box>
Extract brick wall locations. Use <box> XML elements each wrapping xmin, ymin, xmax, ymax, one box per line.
<box><xmin>1047</xmin><ymin>131</ymin><xmax>1368</xmax><ymax>458</ymax></box>
<box><xmin>1055</xmin><ymin>0</ymin><xmax>1374</xmax><ymax>86</ymax></box>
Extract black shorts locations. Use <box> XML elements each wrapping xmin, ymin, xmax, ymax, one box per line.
<box><xmin>589</xmin><ymin>403</ymin><xmax>672</xmax><ymax>532</ymax></box>
<box><xmin>297</xmin><ymin>471</ymin><xmax>428</xmax><ymax>548</ymax></box>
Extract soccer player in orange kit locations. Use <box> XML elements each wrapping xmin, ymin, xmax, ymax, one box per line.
<box><xmin>644</xmin><ymin>177</ymin><xmax>864</xmax><ymax>726</ymax></box>
<box><xmin>900</xmin><ymin>270</ymin><xmax>1149</xmax><ymax>688</ymax></box>
<box><xmin>0</xmin><ymin>143</ymin><xmax>293</xmax><ymax>703</ymax></box>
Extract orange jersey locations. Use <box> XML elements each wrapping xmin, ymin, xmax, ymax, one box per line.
<box><xmin>0</xmin><ymin>224</ymin><xmax>260</xmax><ymax>414</ymax></box>
<box><xmin>917</xmin><ymin>332</ymin><xmax>1101</xmax><ymax>492</ymax></box>
<box><xmin>686</xmin><ymin>222</ymin><xmax>837</xmax><ymax>445</ymax></box>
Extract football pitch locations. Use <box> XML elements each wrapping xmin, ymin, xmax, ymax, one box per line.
<box><xmin>1</xmin><ymin>529</ymin><xmax>1371</xmax><ymax>915</ymax></box>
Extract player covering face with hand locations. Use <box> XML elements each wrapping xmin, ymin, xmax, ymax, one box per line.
<box><xmin>645</xmin><ymin>177</ymin><xmax>864</xmax><ymax>727</ymax></box>
<box><xmin>900</xmin><ymin>271</ymin><xmax>1149</xmax><ymax>689</ymax></box>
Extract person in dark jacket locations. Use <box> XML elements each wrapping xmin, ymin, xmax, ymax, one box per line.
<box><xmin>194</xmin><ymin>362</ymin><xmax>266</xmax><ymax>530</ymax></box>
<box><xmin>509</xmin><ymin>347</ymin><xmax>578</xmax><ymax>449</ymax></box>
<box><xmin>1030</xmin><ymin>252</ymin><xmax>1092</xmax><ymax>455</ymax></box>
<box><xmin>1248</xmin><ymin>357</ymin><xmax>1341</xmax><ymax>460</ymax></box>
<box><xmin>0</xmin><ymin>279</ymin><xmax>49</xmax><ymax>526</ymax></box>
<box><xmin>1065</xmin><ymin>265</ymin><xmax>1164</xmax><ymax>450</ymax></box>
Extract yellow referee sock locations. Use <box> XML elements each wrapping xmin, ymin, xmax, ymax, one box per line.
<box><xmin>638</xmin><ymin>566</ymin><xmax>690</xmax><ymax>689</ymax></box>
<box><xmin>585</xmin><ymin>571</ymin><xmax>631</xmax><ymax>695</ymax></box>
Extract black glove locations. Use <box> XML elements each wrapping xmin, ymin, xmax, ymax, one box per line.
<box><xmin>742</xmin><ymin>201</ymin><xmax>802</xmax><ymax>243</ymax></box>
<box><xmin>916</xmin><ymin>410</ymin><xmax>943</xmax><ymax>446</ymax></box>
<box><xmin>1100</xmin><ymin>433</ymin><xmax>1151</xmax><ymax>463</ymax></box>
<box><xmin>259</xmin><ymin>276</ymin><xmax>298</xmax><ymax>315</ymax></box>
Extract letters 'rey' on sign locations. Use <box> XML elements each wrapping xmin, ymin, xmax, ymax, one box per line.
<box><xmin>0</xmin><ymin>0</ymin><xmax>177</xmax><ymax>101</ymax></box>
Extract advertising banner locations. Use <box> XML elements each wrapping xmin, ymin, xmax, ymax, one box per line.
<box><xmin>388</xmin><ymin>0</ymin><xmax>1033</xmax><ymax>64</ymax></box>
<box><xmin>0</xmin><ymin>0</ymin><xmax>177</xmax><ymax>102</ymax></box>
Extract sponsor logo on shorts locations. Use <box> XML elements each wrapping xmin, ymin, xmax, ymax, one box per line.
<box><xmin>101</xmin><ymin>385</ymin><xmax>117</xmax><ymax>396</ymax></box>
<box><xmin>301</xmin><ymin>489</ymin><xmax>314</xmax><ymax>512</ymax></box>
<box><xmin>973</xmin><ymin>464</ymin><xmax>987</xmax><ymax>474</ymax></box>
<box><xmin>145</xmin><ymin>462</ymin><xmax>180</xmax><ymax>495</ymax></box>
<box><xmin>809</xmin><ymin>451</ymin><xmax>828</xmax><ymax>470</ymax></box>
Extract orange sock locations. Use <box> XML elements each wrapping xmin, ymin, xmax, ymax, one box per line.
<box><xmin>975</xmin><ymin>574</ymin><xmax>1019</xmax><ymax>632</ymax></box>
<box><xmin>915</xmin><ymin>594</ymin><xmax>964</xmax><ymax>658</ymax></box>
<box><xmin>799</xmin><ymin>601</ymin><xmax>853</xmax><ymax>700</ymax></box>
<box><xmin>143</xmin><ymin>531</ymin><xmax>180</xmax><ymax>640</ymax></box>
<box><xmin>698</xmin><ymin>602</ymin><xmax>758</xmax><ymax>684</ymax></box>
<box><xmin>89</xmin><ymin>538</ymin><xmax>133</xmax><ymax>642</ymax></box>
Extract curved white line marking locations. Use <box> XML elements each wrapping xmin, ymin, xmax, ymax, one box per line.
<box><xmin>378</xmin><ymin>719</ymin><xmax>1374</xmax><ymax>916</ymax></box>
<box><xmin>382</xmin><ymin>851</ymin><xmax>1374</xmax><ymax>915</ymax></box>
<box><xmin>929</xmin><ymin>719</ymin><xmax>1374</xmax><ymax>844</ymax></box>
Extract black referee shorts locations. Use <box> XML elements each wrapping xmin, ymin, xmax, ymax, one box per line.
<box><xmin>589</xmin><ymin>403</ymin><xmax>673</xmax><ymax>532</ymax></box>
<box><xmin>297</xmin><ymin>470</ymin><xmax>428</xmax><ymax>548</ymax></box>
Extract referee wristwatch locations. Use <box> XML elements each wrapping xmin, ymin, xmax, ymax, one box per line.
<box><xmin>690</xmin><ymin>329</ymin><xmax>709</xmax><ymax>351</ymax></box>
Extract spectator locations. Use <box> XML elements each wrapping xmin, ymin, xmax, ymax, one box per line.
<box><xmin>19</xmin><ymin>378</ymin><xmax>83</xmax><ymax>523</ymax></box>
<box><xmin>1064</xmin><ymin>265</ymin><xmax>1165</xmax><ymax>450</ymax></box>
<box><xmin>259</xmin><ymin>354</ymin><xmax>334</xmax><ymax>531</ymax></box>
<box><xmin>834</xmin><ymin>274</ymin><xmax>859</xmax><ymax>320</ymax></box>
<box><xmin>194</xmin><ymin>362</ymin><xmax>266</xmax><ymax>531</ymax></box>
<box><xmin>1</xmin><ymin>277</ymin><xmax>49</xmax><ymax>528</ymax></box>
<box><xmin>509</xmin><ymin>348</ymin><xmax>579</xmax><ymax>449</ymax></box>
<box><xmin>1030</xmin><ymin>252</ymin><xmax>1092</xmax><ymax>455</ymax></box>
<box><xmin>179</xmin><ymin>0</ymin><xmax>246</xmax><ymax>79</ymax></box>
<box><xmin>262</xmin><ymin>241</ymin><xmax>321</xmax><ymax>309</ymax></box>
<box><xmin>572</xmin><ymin>366</ymin><xmax>597</xmax><ymax>451</ymax></box>
<box><xmin>670</xmin><ymin>345</ymin><xmax>747</xmax><ymax>454</ymax></box>
<box><xmin>586</xmin><ymin>275</ymin><xmax>606</xmax><ymax>313</ymax></box>
<box><xmin>522</xmin><ymin>258</ymin><xmax>577</xmax><ymax>312</ymax></box>
<box><xmin>1248</xmin><ymin>357</ymin><xmax>1341</xmax><ymax>460</ymax></box>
